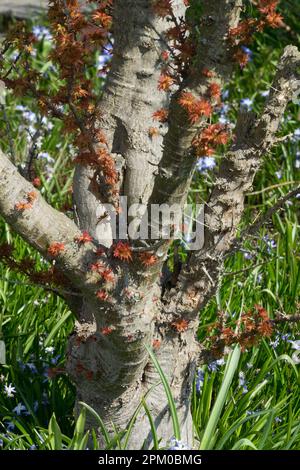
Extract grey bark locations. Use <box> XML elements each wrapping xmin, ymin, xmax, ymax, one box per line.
<box><xmin>0</xmin><ymin>0</ymin><xmax>299</xmax><ymax>449</ymax></box>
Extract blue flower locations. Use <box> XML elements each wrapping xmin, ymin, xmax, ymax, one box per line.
<box><xmin>13</xmin><ymin>403</ymin><xmax>27</xmax><ymax>416</ymax></box>
<box><xmin>240</xmin><ymin>98</ymin><xmax>253</xmax><ymax>110</ymax></box>
<box><xmin>260</xmin><ymin>90</ymin><xmax>270</xmax><ymax>98</ymax></box>
<box><xmin>32</xmin><ymin>26</ymin><xmax>52</xmax><ymax>42</ymax></box>
<box><xmin>295</xmin><ymin>151</ymin><xmax>300</xmax><ymax>169</ymax></box>
<box><xmin>196</xmin><ymin>369</ymin><xmax>205</xmax><ymax>394</ymax></box>
<box><xmin>208</xmin><ymin>358</ymin><xmax>225</xmax><ymax>372</ymax></box>
<box><xmin>293</xmin><ymin>128</ymin><xmax>300</xmax><ymax>140</ymax></box>
<box><xmin>196</xmin><ymin>157</ymin><xmax>216</xmax><ymax>173</ymax></box>
<box><xmin>289</xmin><ymin>340</ymin><xmax>300</xmax><ymax>350</ymax></box>
<box><xmin>263</xmin><ymin>234</ymin><xmax>276</xmax><ymax>252</ymax></box>
<box><xmin>168</xmin><ymin>437</ymin><xmax>190</xmax><ymax>450</ymax></box>
<box><xmin>6</xmin><ymin>421</ymin><xmax>15</xmax><ymax>432</ymax></box>
<box><xmin>26</xmin><ymin>363</ymin><xmax>38</xmax><ymax>374</ymax></box>
<box><xmin>275</xmin><ymin>171</ymin><xmax>282</xmax><ymax>179</ymax></box>
<box><xmin>241</xmin><ymin>46</ymin><xmax>253</xmax><ymax>60</ymax></box>
<box><xmin>238</xmin><ymin>371</ymin><xmax>248</xmax><ymax>394</ymax></box>
<box><xmin>243</xmin><ymin>251</ymin><xmax>252</xmax><ymax>260</ymax></box>
<box><xmin>51</xmin><ymin>354</ymin><xmax>61</xmax><ymax>365</ymax></box>
<box><xmin>270</xmin><ymin>335</ymin><xmax>280</xmax><ymax>349</ymax></box>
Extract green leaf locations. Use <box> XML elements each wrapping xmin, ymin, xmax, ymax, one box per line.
<box><xmin>145</xmin><ymin>344</ymin><xmax>181</xmax><ymax>441</ymax></box>
<box><xmin>200</xmin><ymin>345</ymin><xmax>241</xmax><ymax>450</ymax></box>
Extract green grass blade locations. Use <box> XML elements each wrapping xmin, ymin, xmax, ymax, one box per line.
<box><xmin>145</xmin><ymin>344</ymin><xmax>181</xmax><ymax>440</ymax></box>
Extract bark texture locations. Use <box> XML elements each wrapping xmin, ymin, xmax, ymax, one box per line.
<box><xmin>0</xmin><ymin>0</ymin><xmax>300</xmax><ymax>450</ymax></box>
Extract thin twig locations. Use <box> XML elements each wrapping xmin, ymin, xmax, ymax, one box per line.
<box><xmin>0</xmin><ymin>276</ymin><xmax>82</xmax><ymax>298</ymax></box>
<box><xmin>247</xmin><ymin>180</ymin><xmax>300</xmax><ymax>196</ymax></box>
<box><xmin>223</xmin><ymin>259</ymin><xmax>273</xmax><ymax>276</ymax></box>
<box><xmin>228</xmin><ymin>186</ymin><xmax>300</xmax><ymax>258</ymax></box>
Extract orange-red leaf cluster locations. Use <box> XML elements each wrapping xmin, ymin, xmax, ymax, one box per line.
<box><xmin>192</xmin><ymin>124</ymin><xmax>229</xmax><ymax>157</ymax></box>
<box><xmin>178</xmin><ymin>92</ymin><xmax>212</xmax><ymax>124</ymax></box>
<box><xmin>113</xmin><ymin>241</ymin><xmax>133</xmax><ymax>262</ymax></box>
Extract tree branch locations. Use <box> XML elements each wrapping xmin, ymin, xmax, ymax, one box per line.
<box><xmin>148</xmin><ymin>1</ymin><xmax>243</xmax><ymax>210</ymax></box>
<box><xmin>161</xmin><ymin>45</ymin><xmax>300</xmax><ymax>319</ymax></box>
<box><xmin>0</xmin><ymin>148</ymin><xmax>96</xmax><ymax>291</ymax></box>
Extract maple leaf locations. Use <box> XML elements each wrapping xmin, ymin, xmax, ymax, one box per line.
<box><xmin>172</xmin><ymin>319</ymin><xmax>189</xmax><ymax>332</ymax></box>
<box><xmin>265</xmin><ymin>12</ymin><xmax>284</xmax><ymax>28</ymax></box>
<box><xmin>113</xmin><ymin>241</ymin><xmax>133</xmax><ymax>262</ymax></box>
<box><xmin>202</xmin><ymin>68</ymin><xmax>215</xmax><ymax>78</ymax></box>
<box><xmin>96</xmin><ymin>289</ymin><xmax>109</xmax><ymax>301</ymax></box>
<box><xmin>15</xmin><ymin>201</ymin><xmax>32</xmax><ymax>211</ymax></box>
<box><xmin>101</xmin><ymin>268</ymin><xmax>115</xmax><ymax>283</ymax></box>
<box><xmin>152</xmin><ymin>108</ymin><xmax>169</xmax><ymax>123</ymax></box>
<box><xmin>258</xmin><ymin>0</ymin><xmax>279</xmax><ymax>14</ymax></box>
<box><xmin>139</xmin><ymin>252</ymin><xmax>157</xmax><ymax>267</ymax></box>
<box><xmin>152</xmin><ymin>0</ymin><xmax>173</xmax><ymax>17</ymax></box>
<box><xmin>27</xmin><ymin>191</ymin><xmax>37</xmax><ymax>203</ymax></box>
<box><xmin>152</xmin><ymin>339</ymin><xmax>161</xmax><ymax>349</ymax></box>
<box><xmin>178</xmin><ymin>91</ymin><xmax>195</xmax><ymax>110</ymax></box>
<box><xmin>92</xmin><ymin>11</ymin><xmax>112</xmax><ymax>28</ymax></box>
<box><xmin>208</xmin><ymin>82</ymin><xmax>221</xmax><ymax>100</ymax></box>
<box><xmin>101</xmin><ymin>326</ymin><xmax>114</xmax><ymax>335</ymax></box>
<box><xmin>178</xmin><ymin>92</ymin><xmax>212</xmax><ymax>123</ymax></box>
<box><xmin>74</xmin><ymin>231</ymin><xmax>93</xmax><ymax>244</ymax></box>
<box><xmin>158</xmin><ymin>73</ymin><xmax>174</xmax><ymax>91</ymax></box>
<box><xmin>233</xmin><ymin>49</ymin><xmax>250</xmax><ymax>68</ymax></box>
<box><xmin>48</xmin><ymin>242</ymin><xmax>65</xmax><ymax>257</ymax></box>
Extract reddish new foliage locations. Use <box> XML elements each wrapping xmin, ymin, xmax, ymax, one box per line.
<box><xmin>228</xmin><ymin>1</ymin><xmax>284</xmax><ymax>66</ymax></box>
<box><xmin>1</xmin><ymin>0</ymin><xmax>118</xmax><ymax>203</ymax></box>
<box><xmin>15</xmin><ymin>191</ymin><xmax>38</xmax><ymax>211</ymax></box>
<box><xmin>100</xmin><ymin>326</ymin><xmax>114</xmax><ymax>335</ymax></box>
<box><xmin>113</xmin><ymin>241</ymin><xmax>133</xmax><ymax>262</ymax></box>
<box><xmin>90</xmin><ymin>261</ymin><xmax>104</xmax><ymax>273</ymax></box>
<box><xmin>207</xmin><ymin>305</ymin><xmax>274</xmax><ymax>357</ymax></box>
<box><xmin>152</xmin><ymin>108</ymin><xmax>169</xmax><ymax>123</ymax></box>
<box><xmin>152</xmin><ymin>339</ymin><xmax>161</xmax><ymax>349</ymax></box>
<box><xmin>192</xmin><ymin>124</ymin><xmax>229</xmax><ymax>157</ymax></box>
<box><xmin>172</xmin><ymin>318</ymin><xmax>189</xmax><ymax>332</ymax></box>
<box><xmin>233</xmin><ymin>49</ymin><xmax>251</xmax><ymax>68</ymax></box>
<box><xmin>158</xmin><ymin>73</ymin><xmax>174</xmax><ymax>91</ymax></box>
<box><xmin>15</xmin><ymin>201</ymin><xmax>33</xmax><ymax>211</ymax></box>
<box><xmin>202</xmin><ymin>68</ymin><xmax>215</xmax><ymax>78</ymax></box>
<box><xmin>96</xmin><ymin>289</ymin><xmax>109</xmax><ymax>301</ymax></box>
<box><xmin>152</xmin><ymin>0</ymin><xmax>173</xmax><ymax>18</ymax></box>
<box><xmin>139</xmin><ymin>252</ymin><xmax>157</xmax><ymax>267</ymax></box>
<box><xmin>74</xmin><ymin>230</ymin><xmax>93</xmax><ymax>244</ymax></box>
<box><xmin>178</xmin><ymin>92</ymin><xmax>212</xmax><ymax>123</ymax></box>
<box><xmin>48</xmin><ymin>242</ymin><xmax>65</xmax><ymax>257</ymax></box>
<box><xmin>208</xmin><ymin>82</ymin><xmax>221</xmax><ymax>101</ymax></box>
<box><xmin>101</xmin><ymin>268</ymin><xmax>114</xmax><ymax>283</ymax></box>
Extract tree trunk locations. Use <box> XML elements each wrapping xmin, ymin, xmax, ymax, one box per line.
<box><xmin>66</xmin><ymin>298</ymin><xmax>199</xmax><ymax>449</ymax></box>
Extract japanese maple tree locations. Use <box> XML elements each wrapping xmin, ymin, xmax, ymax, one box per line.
<box><xmin>0</xmin><ymin>0</ymin><xmax>299</xmax><ymax>448</ymax></box>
